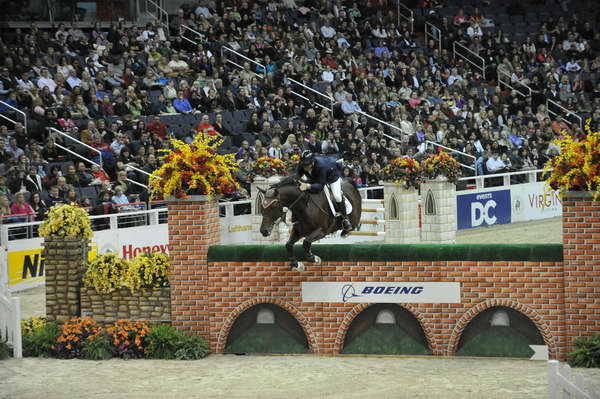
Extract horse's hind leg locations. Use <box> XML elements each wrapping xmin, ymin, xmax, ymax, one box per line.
<box><xmin>286</xmin><ymin>229</ymin><xmax>302</xmax><ymax>271</ymax></box>
<box><xmin>303</xmin><ymin>228</ymin><xmax>324</xmax><ymax>265</ymax></box>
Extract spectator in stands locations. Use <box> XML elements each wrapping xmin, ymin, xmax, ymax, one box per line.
<box><xmin>28</xmin><ymin>192</ymin><xmax>47</xmax><ymax>220</ymax></box>
<box><xmin>0</xmin><ymin>195</ymin><xmax>11</xmax><ymax>220</ymax></box>
<box><xmin>111</xmin><ymin>186</ymin><xmax>133</xmax><ymax>211</ymax></box>
<box><xmin>25</xmin><ymin>166</ymin><xmax>44</xmax><ymax>193</ymax></box>
<box><xmin>486</xmin><ymin>152</ymin><xmax>508</xmax><ymax>174</ymax></box>
<box><xmin>46</xmin><ymin>185</ymin><xmax>64</xmax><ymax>207</ymax></box>
<box><xmin>173</xmin><ymin>90</ymin><xmax>193</xmax><ymax>114</ymax></box>
<box><xmin>65</xmin><ymin>188</ymin><xmax>79</xmax><ymax>205</ymax></box>
<box><xmin>11</xmin><ymin>192</ymin><xmax>34</xmax><ymax>218</ymax></box>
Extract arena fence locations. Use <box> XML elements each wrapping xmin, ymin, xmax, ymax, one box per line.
<box><xmin>0</xmin><ymin>100</ymin><xmax>27</xmax><ymax>132</ymax></box>
<box><xmin>453</xmin><ymin>41</ymin><xmax>486</xmax><ymax>81</ymax></box>
<box><xmin>425</xmin><ymin>22</ymin><xmax>442</xmax><ymax>53</ymax></box>
<box><xmin>0</xmin><ymin>282</ymin><xmax>22</xmax><ymax>358</ymax></box>
<box><xmin>548</xmin><ymin>360</ymin><xmax>594</xmax><ymax>399</ymax></box>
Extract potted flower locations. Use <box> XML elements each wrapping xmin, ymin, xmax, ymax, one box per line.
<box><xmin>381</xmin><ymin>157</ymin><xmax>422</xmax><ymax>189</ymax></box>
<box><xmin>38</xmin><ymin>204</ymin><xmax>93</xmax><ymax>240</ymax></box>
<box><xmin>148</xmin><ymin>132</ymin><xmax>239</xmax><ymax>200</ymax></box>
<box><xmin>544</xmin><ymin>119</ymin><xmax>600</xmax><ymax>200</ymax></box>
<box><xmin>421</xmin><ymin>151</ymin><xmax>462</xmax><ymax>184</ymax></box>
<box><xmin>248</xmin><ymin>156</ymin><xmax>289</xmax><ymax>182</ymax></box>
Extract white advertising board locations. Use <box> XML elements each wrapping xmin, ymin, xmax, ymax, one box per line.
<box><xmin>302</xmin><ymin>282</ymin><xmax>461</xmax><ymax>303</ymax></box>
<box><xmin>510</xmin><ymin>181</ymin><xmax>562</xmax><ymax>222</ymax></box>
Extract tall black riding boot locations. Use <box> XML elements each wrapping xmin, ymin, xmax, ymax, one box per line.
<box><xmin>337</xmin><ymin>200</ymin><xmax>352</xmax><ymax>234</ymax></box>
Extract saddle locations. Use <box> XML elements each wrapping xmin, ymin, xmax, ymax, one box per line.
<box><xmin>323</xmin><ymin>185</ymin><xmax>353</xmax><ymax>217</ymax></box>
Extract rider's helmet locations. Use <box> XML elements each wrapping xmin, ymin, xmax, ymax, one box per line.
<box><xmin>301</xmin><ymin>150</ymin><xmax>315</xmax><ymax>166</ymax></box>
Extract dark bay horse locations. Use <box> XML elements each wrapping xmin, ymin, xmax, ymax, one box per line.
<box><xmin>258</xmin><ymin>176</ymin><xmax>362</xmax><ymax>271</ymax></box>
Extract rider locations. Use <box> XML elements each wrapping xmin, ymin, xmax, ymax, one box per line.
<box><xmin>296</xmin><ymin>150</ymin><xmax>352</xmax><ymax>234</ymax></box>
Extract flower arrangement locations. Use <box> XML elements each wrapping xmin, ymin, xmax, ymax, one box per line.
<box><xmin>381</xmin><ymin>157</ymin><xmax>422</xmax><ymax>189</ymax></box>
<box><xmin>83</xmin><ymin>252</ymin><xmax>170</xmax><ymax>294</ymax></box>
<box><xmin>149</xmin><ymin>132</ymin><xmax>239</xmax><ymax>199</ymax></box>
<box><xmin>38</xmin><ymin>204</ymin><xmax>93</xmax><ymax>239</ymax></box>
<box><xmin>544</xmin><ymin>119</ymin><xmax>600</xmax><ymax>200</ymax></box>
<box><xmin>127</xmin><ymin>252</ymin><xmax>170</xmax><ymax>292</ymax></box>
<box><xmin>421</xmin><ymin>151</ymin><xmax>462</xmax><ymax>184</ymax></box>
<box><xmin>107</xmin><ymin>319</ymin><xmax>150</xmax><ymax>358</ymax></box>
<box><xmin>248</xmin><ymin>156</ymin><xmax>289</xmax><ymax>180</ymax></box>
<box><xmin>20</xmin><ymin>317</ymin><xmax>60</xmax><ymax>358</ymax></box>
<box><xmin>287</xmin><ymin>154</ymin><xmax>301</xmax><ymax>173</ymax></box>
<box><xmin>20</xmin><ymin>317</ymin><xmax>48</xmax><ymax>335</ymax></box>
<box><xmin>83</xmin><ymin>253</ymin><xmax>130</xmax><ymax>294</ymax></box>
<box><xmin>54</xmin><ymin>317</ymin><xmax>101</xmax><ymax>358</ymax></box>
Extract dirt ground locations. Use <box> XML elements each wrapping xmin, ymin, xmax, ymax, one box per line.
<box><xmin>6</xmin><ymin>217</ymin><xmax>596</xmax><ymax>399</ymax></box>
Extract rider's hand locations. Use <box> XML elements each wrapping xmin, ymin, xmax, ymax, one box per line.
<box><xmin>299</xmin><ymin>183</ymin><xmax>310</xmax><ymax>192</ymax></box>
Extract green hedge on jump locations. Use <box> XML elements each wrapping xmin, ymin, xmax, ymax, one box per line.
<box><xmin>207</xmin><ymin>244</ymin><xmax>563</xmax><ymax>263</ymax></box>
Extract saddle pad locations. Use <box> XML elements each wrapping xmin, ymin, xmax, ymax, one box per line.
<box><xmin>324</xmin><ymin>185</ymin><xmax>352</xmax><ymax>216</ymax></box>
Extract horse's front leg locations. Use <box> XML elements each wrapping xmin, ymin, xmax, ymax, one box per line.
<box><xmin>286</xmin><ymin>228</ymin><xmax>303</xmax><ymax>271</ymax></box>
<box><xmin>303</xmin><ymin>227</ymin><xmax>324</xmax><ymax>265</ymax></box>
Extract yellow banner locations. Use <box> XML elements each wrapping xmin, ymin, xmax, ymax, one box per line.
<box><xmin>8</xmin><ymin>246</ymin><xmax>97</xmax><ymax>287</ymax></box>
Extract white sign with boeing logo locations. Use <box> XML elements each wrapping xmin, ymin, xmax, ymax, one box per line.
<box><xmin>301</xmin><ymin>282</ymin><xmax>461</xmax><ymax>304</ymax></box>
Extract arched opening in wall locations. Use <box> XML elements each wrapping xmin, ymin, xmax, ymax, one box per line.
<box><xmin>255</xmin><ymin>192</ymin><xmax>264</xmax><ymax>215</ymax></box>
<box><xmin>456</xmin><ymin>306</ymin><xmax>544</xmax><ymax>358</ymax></box>
<box><xmin>425</xmin><ymin>190</ymin><xmax>436</xmax><ymax>215</ymax></box>
<box><xmin>225</xmin><ymin>303</ymin><xmax>309</xmax><ymax>354</ymax></box>
<box><xmin>342</xmin><ymin>304</ymin><xmax>430</xmax><ymax>355</ymax></box>
<box><xmin>389</xmin><ymin>194</ymin><xmax>399</xmax><ymax>220</ymax></box>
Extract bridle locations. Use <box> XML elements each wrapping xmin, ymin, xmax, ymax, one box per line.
<box><xmin>262</xmin><ymin>187</ymin><xmax>307</xmax><ymax>227</ymax></box>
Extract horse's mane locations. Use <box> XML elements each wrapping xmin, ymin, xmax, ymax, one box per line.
<box><xmin>270</xmin><ymin>175</ymin><xmax>298</xmax><ymax>189</ymax></box>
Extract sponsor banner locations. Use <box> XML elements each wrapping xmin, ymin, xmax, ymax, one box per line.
<box><xmin>457</xmin><ymin>189</ymin><xmax>511</xmax><ymax>229</ymax></box>
<box><xmin>8</xmin><ymin>245</ymin><xmax>97</xmax><ymax>288</ymax></box>
<box><xmin>511</xmin><ymin>182</ymin><xmax>562</xmax><ymax>222</ymax></box>
<box><xmin>302</xmin><ymin>282</ymin><xmax>461</xmax><ymax>303</ymax></box>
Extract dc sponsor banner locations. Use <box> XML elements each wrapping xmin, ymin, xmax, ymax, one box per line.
<box><xmin>302</xmin><ymin>282</ymin><xmax>461</xmax><ymax>303</ymax></box>
<box><xmin>457</xmin><ymin>189</ymin><xmax>511</xmax><ymax>229</ymax></box>
<box><xmin>511</xmin><ymin>182</ymin><xmax>562</xmax><ymax>222</ymax></box>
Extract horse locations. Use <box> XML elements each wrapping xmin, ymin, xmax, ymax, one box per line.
<box><xmin>258</xmin><ymin>176</ymin><xmax>362</xmax><ymax>271</ymax></box>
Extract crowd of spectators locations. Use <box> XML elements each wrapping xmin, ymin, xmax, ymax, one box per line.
<box><xmin>0</xmin><ymin>0</ymin><xmax>598</xmax><ymax>224</ymax></box>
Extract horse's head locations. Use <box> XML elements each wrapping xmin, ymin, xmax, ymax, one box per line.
<box><xmin>258</xmin><ymin>186</ymin><xmax>286</xmax><ymax>237</ymax></box>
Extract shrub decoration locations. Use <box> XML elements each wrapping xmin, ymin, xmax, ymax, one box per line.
<box><xmin>21</xmin><ymin>317</ymin><xmax>60</xmax><ymax>358</ymax></box>
<box><xmin>107</xmin><ymin>319</ymin><xmax>150</xmax><ymax>359</ymax></box>
<box><xmin>127</xmin><ymin>252</ymin><xmax>170</xmax><ymax>292</ymax></box>
<box><xmin>544</xmin><ymin>119</ymin><xmax>600</xmax><ymax>200</ymax></box>
<box><xmin>83</xmin><ymin>253</ymin><xmax>130</xmax><ymax>294</ymax></box>
<box><xmin>38</xmin><ymin>204</ymin><xmax>93</xmax><ymax>239</ymax></box>
<box><xmin>381</xmin><ymin>157</ymin><xmax>422</xmax><ymax>189</ymax></box>
<box><xmin>149</xmin><ymin>132</ymin><xmax>239</xmax><ymax>199</ymax></box>
<box><xmin>249</xmin><ymin>157</ymin><xmax>288</xmax><ymax>180</ymax></box>
<box><xmin>54</xmin><ymin>317</ymin><xmax>101</xmax><ymax>359</ymax></box>
<box><xmin>568</xmin><ymin>334</ymin><xmax>600</xmax><ymax>368</ymax></box>
<box><xmin>84</xmin><ymin>252</ymin><xmax>170</xmax><ymax>294</ymax></box>
<box><xmin>421</xmin><ymin>151</ymin><xmax>462</xmax><ymax>184</ymax></box>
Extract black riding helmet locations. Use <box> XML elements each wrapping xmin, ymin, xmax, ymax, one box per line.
<box><xmin>301</xmin><ymin>150</ymin><xmax>315</xmax><ymax>166</ymax></box>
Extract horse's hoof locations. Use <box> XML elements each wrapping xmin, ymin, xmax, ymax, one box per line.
<box><xmin>312</xmin><ymin>255</ymin><xmax>321</xmax><ymax>265</ymax></box>
<box><xmin>292</xmin><ymin>262</ymin><xmax>306</xmax><ymax>272</ymax></box>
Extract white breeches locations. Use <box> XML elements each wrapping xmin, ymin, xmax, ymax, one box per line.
<box><xmin>330</xmin><ymin>178</ymin><xmax>343</xmax><ymax>203</ymax></box>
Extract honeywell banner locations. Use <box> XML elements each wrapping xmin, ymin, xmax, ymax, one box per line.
<box><xmin>302</xmin><ymin>282</ymin><xmax>461</xmax><ymax>304</ymax></box>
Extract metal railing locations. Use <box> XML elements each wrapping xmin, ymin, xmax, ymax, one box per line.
<box><xmin>0</xmin><ymin>100</ymin><xmax>27</xmax><ymax>132</ymax></box>
<box><xmin>145</xmin><ymin>0</ymin><xmax>169</xmax><ymax>30</ymax></box>
<box><xmin>497</xmin><ymin>69</ymin><xmax>532</xmax><ymax>98</ymax></box>
<box><xmin>221</xmin><ymin>46</ymin><xmax>266</xmax><ymax>79</ymax></box>
<box><xmin>546</xmin><ymin>99</ymin><xmax>583</xmax><ymax>129</ymax></box>
<box><xmin>458</xmin><ymin>168</ymin><xmax>548</xmax><ymax>190</ymax></box>
<box><xmin>49</xmin><ymin>127</ymin><xmax>102</xmax><ymax>166</ymax></box>
<box><xmin>288</xmin><ymin>78</ymin><xmax>334</xmax><ymax>114</ymax></box>
<box><xmin>453</xmin><ymin>41</ymin><xmax>486</xmax><ymax>80</ymax></box>
<box><xmin>425</xmin><ymin>22</ymin><xmax>442</xmax><ymax>53</ymax></box>
<box><xmin>355</xmin><ymin>110</ymin><xmax>408</xmax><ymax>143</ymax></box>
<box><xmin>398</xmin><ymin>2</ymin><xmax>415</xmax><ymax>33</ymax></box>
<box><xmin>180</xmin><ymin>24</ymin><xmax>205</xmax><ymax>46</ymax></box>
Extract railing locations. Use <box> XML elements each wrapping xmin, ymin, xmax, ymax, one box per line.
<box><xmin>398</xmin><ymin>2</ymin><xmax>415</xmax><ymax>33</ymax></box>
<box><xmin>0</xmin><ymin>100</ymin><xmax>27</xmax><ymax>132</ymax></box>
<box><xmin>180</xmin><ymin>24</ymin><xmax>205</xmax><ymax>46</ymax></box>
<box><xmin>221</xmin><ymin>46</ymin><xmax>266</xmax><ymax>79</ymax></box>
<box><xmin>458</xmin><ymin>168</ymin><xmax>548</xmax><ymax>190</ymax></box>
<box><xmin>425</xmin><ymin>22</ymin><xmax>442</xmax><ymax>53</ymax></box>
<box><xmin>546</xmin><ymin>99</ymin><xmax>583</xmax><ymax>129</ymax></box>
<box><xmin>49</xmin><ymin>127</ymin><xmax>102</xmax><ymax>167</ymax></box>
<box><xmin>145</xmin><ymin>0</ymin><xmax>169</xmax><ymax>30</ymax></box>
<box><xmin>425</xmin><ymin>141</ymin><xmax>477</xmax><ymax>174</ymax></box>
<box><xmin>288</xmin><ymin>78</ymin><xmax>334</xmax><ymax>114</ymax></box>
<box><xmin>497</xmin><ymin>69</ymin><xmax>532</xmax><ymax>98</ymax></box>
<box><xmin>453</xmin><ymin>41</ymin><xmax>486</xmax><ymax>80</ymax></box>
<box><xmin>0</xmin><ymin>286</ymin><xmax>22</xmax><ymax>358</ymax></box>
<box><xmin>548</xmin><ymin>360</ymin><xmax>593</xmax><ymax>399</ymax></box>
<box><xmin>354</xmin><ymin>110</ymin><xmax>407</xmax><ymax>143</ymax></box>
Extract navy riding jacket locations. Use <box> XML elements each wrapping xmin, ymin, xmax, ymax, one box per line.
<box><xmin>296</xmin><ymin>156</ymin><xmax>341</xmax><ymax>193</ymax></box>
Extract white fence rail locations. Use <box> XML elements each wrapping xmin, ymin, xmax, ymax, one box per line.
<box><xmin>546</xmin><ymin>99</ymin><xmax>583</xmax><ymax>129</ymax></box>
<box><xmin>548</xmin><ymin>360</ymin><xmax>594</xmax><ymax>399</ymax></box>
<box><xmin>49</xmin><ymin>127</ymin><xmax>102</xmax><ymax>167</ymax></box>
<box><xmin>0</xmin><ymin>284</ymin><xmax>22</xmax><ymax>358</ymax></box>
<box><xmin>459</xmin><ymin>167</ymin><xmax>546</xmax><ymax>190</ymax></box>
<box><xmin>453</xmin><ymin>41</ymin><xmax>486</xmax><ymax>80</ymax></box>
<box><xmin>398</xmin><ymin>2</ymin><xmax>414</xmax><ymax>33</ymax></box>
<box><xmin>425</xmin><ymin>22</ymin><xmax>442</xmax><ymax>53</ymax></box>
